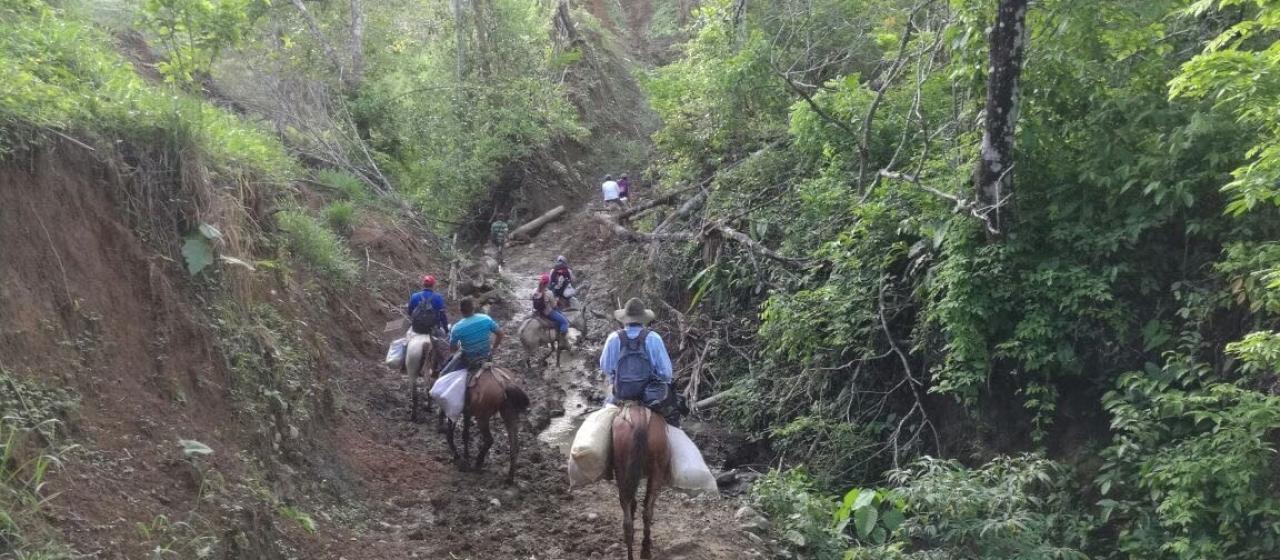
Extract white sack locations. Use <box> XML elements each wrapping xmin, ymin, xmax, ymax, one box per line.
<box><xmin>429</xmin><ymin>369</ymin><xmax>468</xmax><ymax>420</ymax></box>
<box><xmin>567</xmin><ymin>405</ymin><xmax>620</xmax><ymax>489</ymax></box>
<box><xmin>385</xmin><ymin>338</ymin><xmax>407</xmax><ymax>368</ymax></box>
<box><xmin>667</xmin><ymin>425</ymin><xmax>718</xmax><ymax>496</ymax></box>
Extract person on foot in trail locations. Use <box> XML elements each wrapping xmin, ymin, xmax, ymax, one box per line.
<box><xmin>599</xmin><ymin>298</ymin><xmax>685</xmax><ymax>427</ymax></box>
<box><xmin>489</xmin><ymin>213</ymin><xmax>509</xmax><ymax>267</ymax></box>
<box><xmin>548</xmin><ymin>255</ymin><xmax>575</xmax><ymax>309</ymax></box>
<box><xmin>441</xmin><ymin>297</ymin><xmax>503</xmax><ymax>375</ymax></box>
<box><xmin>533</xmin><ymin>273</ymin><xmax>570</xmax><ymax>348</ymax></box>
<box><xmin>406</xmin><ymin>275</ymin><xmax>448</xmax><ymax>338</ymax></box>
<box><xmin>601</xmin><ymin>174</ymin><xmax>623</xmax><ymax>211</ymax></box>
<box><xmin>617</xmin><ymin>173</ymin><xmax>632</xmax><ymax>209</ymax></box>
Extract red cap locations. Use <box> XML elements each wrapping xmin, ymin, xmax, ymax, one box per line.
<box><xmin>538</xmin><ymin>273</ymin><xmax>550</xmax><ymax>286</ymax></box>
<box><xmin>422</xmin><ymin>275</ymin><xmax>436</xmax><ymax>288</ymax></box>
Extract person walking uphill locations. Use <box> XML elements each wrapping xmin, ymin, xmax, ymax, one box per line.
<box><xmin>442</xmin><ymin>297</ymin><xmax>504</xmax><ymax>375</ymax></box>
<box><xmin>407</xmin><ymin>275</ymin><xmax>448</xmax><ymax>337</ymax></box>
<box><xmin>601</xmin><ymin>174</ymin><xmax>624</xmax><ymax>211</ymax></box>
<box><xmin>599</xmin><ymin>298</ymin><xmax>684</xmax><ymax>427</ymax></box>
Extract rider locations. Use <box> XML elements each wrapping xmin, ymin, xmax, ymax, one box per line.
<box><xmin>441</xmin><ymin>297</ymin><xmax>503</xmax><ymax>375</ymax></box>
<box><xmin>406</xmin><ymin>275</ymin><xmax>448</xmax><ymax>337</ymax></box>
<box><xmin>548</xmin><ymin>255</ymin><xmax>575</xmax><ymax>309</ymax></box>
<box><xmin>599</xmin><ymin>298</ymin><xmax>684</xmax><ymax>426</ymax></box>
<box><xmin>533</xmin><ymin>273</ymin><xmax>570</xmax><ymax>347</ymax></box>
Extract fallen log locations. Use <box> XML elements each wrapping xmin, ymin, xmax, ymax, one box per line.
<box><xmin>592</xmin><ymin>212</ymin><xmax>696</xmax><ymax>242</ymax></box>
<box><xmin>510</xmin><ymin>205</ymin><xmax>565</xmax><ymax>240</ymax></box>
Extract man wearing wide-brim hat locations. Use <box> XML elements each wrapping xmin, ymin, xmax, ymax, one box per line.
<box><xmin>599</xmin><ymin>298</ymin><xmax>679</xmax><ymax>424</ymax></box>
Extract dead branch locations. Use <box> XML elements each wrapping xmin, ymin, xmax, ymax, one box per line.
<box><xmin>878</xmin><ymin>169</ymin><xmax>1004</xmax><ymax>236</ymax></box>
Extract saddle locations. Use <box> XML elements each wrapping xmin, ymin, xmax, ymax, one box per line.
<box><xmin>466</xmin><ymin>361</ymin><xmax>517</xmax><ymax>389</ymax></box>
<box><xmin>535</xmin><ymin>315</ymin><xmax>558</xmax><ymax>330</ymax></box>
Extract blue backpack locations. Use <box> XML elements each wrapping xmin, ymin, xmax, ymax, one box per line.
<box><xmin>613</xmin><ymin>329</ymin><xmax>667</xmax><ymax>405</ymax></box>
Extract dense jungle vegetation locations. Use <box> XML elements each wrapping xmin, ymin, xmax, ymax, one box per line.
<box><xmin>639</xmin><ymin>0</ymin><xmax>1280</xmax><ymax>558</ymax></box>
<box><xmin>4</xmin><ymin>0</ymin><xmax>1280</xmax><ymax>558</ymax></box>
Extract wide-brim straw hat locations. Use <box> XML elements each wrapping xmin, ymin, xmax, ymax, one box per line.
<box><xmin>614</xmin><ymin>298</ymin><xmax>655</xmax><ymax>325</ymax></box>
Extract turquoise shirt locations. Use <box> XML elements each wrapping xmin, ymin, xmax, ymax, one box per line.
<box><xmin>449</xmin><ymin>313</ymin><xmax>500</xmax><ymax>358</ymax></box>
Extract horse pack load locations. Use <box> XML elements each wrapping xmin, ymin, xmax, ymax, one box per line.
<box><xmin>666</xmin><ymin>425</ymin><xmax>718</xmax><ymax>495</ymax></box>
<box><xmin>566</xmin><ymin>404</ymin><xmax>718</xmax><ymax>496</ymax></box>
<box><xmin>429</xmin><ymin>368</ymin><xmax>469</xmax><ymax>420</ymax></box>
<box><xmin>385</xmin><ymin>337</ymin><xmax>407</xmax><ymax>368</ymax></box>
<box><xmin>568</xmin><ymin>404</ymin><xmax>621</xmax><ymax>488</ymax></box>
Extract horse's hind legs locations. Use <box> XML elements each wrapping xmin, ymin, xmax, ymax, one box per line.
<box><xmin>474</xmin><ymin>415</ymin><xmax>494</xmax><ymax>471</ymax></box>
<box><xmin>460</xmin><ymin>411</ymin><xmax>472</xmax><ymax>470</ymax></box>
<box><xmin>444</xmin><ymin>419</ymin><xmax>460</xmax><ymax>462</ymax></box>
<box><xmin>641</xmin><ymin>479</ymin><xmax>660</xmax><ymax>559</ymax></box>
<box><xmin>621</xmin><ymin>493</ymin><xmax>636</xmax><ymax>560</ymax></box>
<box><xmin>502</xmin><ymin>407</ymin><xmax>519</xmax><ymax>484</ymax></box>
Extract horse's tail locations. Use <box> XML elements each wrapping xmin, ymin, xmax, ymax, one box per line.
<box><xmin>620</xmin><ymin>407</ymin><xmax>648</xmax><ymax>497</ymax></box>
<box><xmin>504</xmin><ymin>385</ymin><xmax>530</xmax><ymax>413</ymax></box>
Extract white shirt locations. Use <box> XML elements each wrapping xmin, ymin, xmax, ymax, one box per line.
<box><xmin>601</xmin><ymin>180</ymin><xmax>620</xmax><ymax>201</ymax></box>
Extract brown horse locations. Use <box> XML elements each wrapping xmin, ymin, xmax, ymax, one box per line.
<box><xmin>443</xmin><ymin>364</ymin><xmax>531</xmax><ymax>483</ymax></box>
<box><xmin>404</xmin><ymin>331</ymin><xmax>448</xmax><ymax>422</ymax></box>
<box><xmin>611</xmin><ymin>403</ymin><xmax>671</xmax><ymax>560</ymax></box>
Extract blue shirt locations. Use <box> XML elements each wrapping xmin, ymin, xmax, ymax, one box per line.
<box><xmin>407</xmin><ymin>289</ymin><xmax>447</xmax><ymax>326</ymax></box>
<box><xmin>599</xmin><ymin>326</ymin><xmax>673</xmax><ymax>384</ymax></box>
<box><xmin>449</xmin><ymin>314</ymin><xmax>500</xmax><ymax>358</ymax></box>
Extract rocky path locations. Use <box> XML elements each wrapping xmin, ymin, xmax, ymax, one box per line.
<box><xmin>317</xmin><ymin>209</ymin><xmax>769</xmax><ymax>559</ymax></box>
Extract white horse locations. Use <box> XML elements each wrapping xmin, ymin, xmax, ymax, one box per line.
<box><xmin>404</xmin><ymin>330</ymin><xmax>448</xmax><ymax>421</ymax></box>
<box><xmin>518</xmin><ymin>304</ymin><xmax>587</xmax><ymax>369</ymax></box>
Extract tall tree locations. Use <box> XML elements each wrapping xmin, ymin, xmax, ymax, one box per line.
<box><xmin>973</xmin><ymin>0</ymin><xmax>1029</xmax><ymax>235</ymax></box>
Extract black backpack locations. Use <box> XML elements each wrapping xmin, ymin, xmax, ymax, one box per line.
<box><xmin>613</xmin><ymin>329</ymin><xmax>668</xmax><ymax>405</ymax></box>
<box><xmin>410</xmin><ymin>300</ymin><xmax>439</xmax><ymax>334</ymax></box>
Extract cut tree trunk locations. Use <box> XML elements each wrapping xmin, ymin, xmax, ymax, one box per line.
<box><xmin>510</xmin><ymin>205</ymin><xmax>566</xmax><ymax>240</ymax></box>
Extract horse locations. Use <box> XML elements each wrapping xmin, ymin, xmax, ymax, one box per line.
<box><xmin>517</xmin><ymin>302</ymin><xmax>588</xmax><ymax>369</ymax></box>
<box><xmin>404</xmin><ymin>331</ymin><xmax>448</xmax><ymax>422</ymax></box>
<box><xmin>611</xmin><ymin>402</ymin><xmax>671</xmax><ymax>560</ymax></box>
<box><xmin>442</xmin><ymin>363</ymin><xmax>531</xmax><ymax>483</ymax></box>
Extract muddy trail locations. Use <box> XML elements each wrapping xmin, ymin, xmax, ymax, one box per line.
<box><xmin>320</xmin><ymin>209</ymin><xmax>768</xmax><ymax>559</ymax></box>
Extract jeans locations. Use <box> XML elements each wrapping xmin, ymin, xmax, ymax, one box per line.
<box><xmin>547</xmin><ymin>310</ymin><xmax>569</xmax><ymax>333</ymax></box>
<box><xmin>441</xmin><ymin>352</ymin><xmax>489</xmax><ymax>375</ymax></box>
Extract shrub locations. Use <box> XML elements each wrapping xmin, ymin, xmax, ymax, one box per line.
<box><xmin>275</xmin><ymin>210</ymin><xmax>358</xmax><ymax>285</ymax></box>
<box><xmin>324</xmin><ymin>201</ymin><xmax>357</xmax><ymax>235</ymax></box>
<box><xmin>312</xmin><ymin>170</ymin><xmax>369</xmax><ymax>202</ymax></box>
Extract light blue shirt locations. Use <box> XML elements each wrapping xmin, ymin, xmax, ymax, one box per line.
<box><xmin>599</xmin><ymin>325</ymin><xmax>673</xmax><ymax>384</ymax></box>
<box><xmin>449</xmin><ymin>314</ymin><xmax>499</xmax><ymax>358</ymax></box>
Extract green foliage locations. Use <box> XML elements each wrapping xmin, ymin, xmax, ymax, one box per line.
<box><xmin>353</xmin><ymin>0</ymin><xmax>584</xmax><ymax>227</ymax></box>
<box><xmin>323</xmin><ymin>201</ymin><xmax>357</xmax><ymax>235</ymax></box>
<box><xmin>275</xmin><ymin>210</ymin><xmax>359</xmax><ymax>284</ymax></box>
<box><xmin>140</xmin><ymin>0</ymin><xmax>259</xmax><ymax>86</ymax></box>
<box><xmin>0</xmin><ymin>0</ymin><xmax>292</xmax><ymax>175</ymax></box>
<box><xmin>313</xmin><ymin>169</ymin><xmax>370</xmax><ymax>202</ymax></box>
<box><xmin>751</xmin><ymin>470</ymin><xmax>848</xmax><ymax>560</ymax></box>
<box><xmin>277</xmin><ymin>505</ymin><xmax>317</xmax><ymax>534</ymax></box>
<box><xmin>1095</xmin><ymin>352</ymin><xmax>1280</xmax><ymax>559</ymax></box>
<box><xmin>0</xmin><ymin>374</ymin><xmax>77</xmax><ymax>557</ymax></box>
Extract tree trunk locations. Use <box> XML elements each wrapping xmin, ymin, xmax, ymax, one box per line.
<box><xmin>347</xmin><ymin>0</ymin><xmax>366</xmax><ymax>92</ymax></box>
<box><xmin>973</xmin><ymin>0</ymin><xmax>1029</xmax><ymax>236</ymax></box>
<box><xmin>509</xmin><ymin>205</ymin><xmax>567</xmax><ymax>239</ymax></box>
<box><xmin>452</xmin><ymin>0</ymin><xmax>468</xmax><ymax>80</ymax></box>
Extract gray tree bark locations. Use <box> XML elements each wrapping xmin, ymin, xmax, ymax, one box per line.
<box><xmin>973</xmin><ymin>0</ymin><xmax>1029</xmax><ymax>236</ymax></box>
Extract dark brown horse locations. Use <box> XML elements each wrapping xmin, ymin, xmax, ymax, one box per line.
<box><xmin>611</xmin><ymin>403</ymin><xmax>671</xmax><ymax>560</ymax></box>
<box><xmin>443</xmin><ymin>364</ymin><xmax>531</xmax><ymax>483</ymax></box>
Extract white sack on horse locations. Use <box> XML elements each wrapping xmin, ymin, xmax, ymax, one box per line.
<box><xmin>667</xmin><ymin>425</ymin><xmax>718</xmax><ymax>496</ymax></box>
<box><xmin>567</xmin><ymin>404</ymin><xmax>620</xmax><ymax>489</ymax></box>
<box><xmin>429</xmin><ymin>369</ymin><xmax>468</xmax><ymax>420</ymax></box>
<box><xmin>385</xmin><ymin>337</ymin><xmax>407</xmax><ymax>368</ymax></box>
